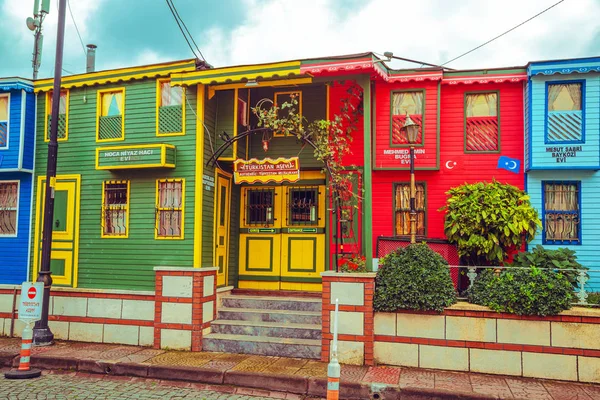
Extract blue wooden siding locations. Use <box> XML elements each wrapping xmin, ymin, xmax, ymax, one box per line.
<box><xmin>527</xmin><ymin>171</ymin><xmax>600</xmax><ymax>291</ymax></box>
<box><xmin>22</xmin><ymin>92</ymin><xmax>36</xmax><ymax>171</ymax></box>
<box><xmin>526</xmin><ymin>73</ymin><xmax>600</xmax><ymax>170</ymax></box>
<box><xmin>0</xmin><ymin>90</ymin><xmax>22</xmax><ymax>169</ymax></box>
<box><xmin>0</xmin><ymin>172</ymin><xmax>32</xmax><ymax>284</ymax></box>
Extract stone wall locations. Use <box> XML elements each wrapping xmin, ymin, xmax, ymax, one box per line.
<box><xmin>321</xmin><ymin>272</ymin><xmax>600</xmax><ymax>384</ymax></box>
<box><xmin>0</xmin><ymin>267</ymin><xmax>217</xmax><ymax>351</ymax></box>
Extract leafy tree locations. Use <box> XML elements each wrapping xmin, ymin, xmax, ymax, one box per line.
<box><xmin>441</xmin><ymin>181</ymin><xmax>541</xmax><ymax>265</ymax></box>
<box><xmin>511</xmin><ymin>245</ymin><xmax>586</xmax><ymax>288</ymax></box>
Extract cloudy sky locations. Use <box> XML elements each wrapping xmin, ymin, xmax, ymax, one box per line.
<box><xmin>0</xmin><ymin>0</ymin><xmax>598</xmax><ymax>79</ymax></box>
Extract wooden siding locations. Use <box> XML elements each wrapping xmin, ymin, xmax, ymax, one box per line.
<box><xmin>0</xmin><ymin>172</ymin><xmax>32</xmax><ymax>284</ymax></box>
<box><xmin>228</xmin><ymin>183</ymin><xmax>240</xmax><ymax>287</ymax></box>
<box><xmin>373</xmin><ymin>80</ymin><xmax>439</xmax><ymax>170</ymax></box>
<box><xmin>371</xmin><ymin>82</ymin><xmax>525</xmax><ymax>249</ymax></box>
<box><xmin>32</xmin><ymin>79</ymin><xmax>198</xmax><ymax>291</ymax></box>
<box><xmin>527</xmin><ymin>73</ymin><xmax>600</xmax><ymax>169</ymax></box>
<box><xmin>202</xmin><ymin>92</ymin><xmax>216</xmax><ymax>267</ymax></box>
<box><xmin>329</xmin><ymin>81</ymin><xmax>364</xmax><ymax>167</ymax></box>
<box><xmin>22</xmin><ymin>92</ymin><xmax>36</xmax><ymax>171</ymax></box>
<box><xmin>1</xmin><ymin>90</ymin><xmax>23</xmax><ymax>169</ymax></box>
<box><xmin>527</xmin><ymin>171</ymin><xmax>600</xmax><ymax>291</ymax></box>
<box><xmin>214</xmin><ymin>90</ymin><xmax>235</xmax><ymax>159</ymax></box>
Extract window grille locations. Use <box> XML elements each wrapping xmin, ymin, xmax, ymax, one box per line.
<box><xmin>102</xmin><ymin>181</ymin><xmax>128</xmax><ymax>237</ymax></box>
<box><xmin>245</xmin><ymin>188</ymin><xmax>274</xmax><ymax>226</ymax></box>
<box><xmin>394</xmin><ymin>183</ymin><xmax>425</xmax><ymax>236</ymax></box>
<box><xmin>156</xmin><ymin>179</ymin><xmax>184</xmax><ymax>238</ymax></box>
<box><xmin>0</xmin><ymin>182</ymin><xmax>18</xmax><ymax>236</ymax></box>
<box><xmin>544</xmin><ymin>182</ymin><xmax>580</xmax><ymax>244</ymax></box>
<box><xmin>0</xmin><ymin>95</ymin><xmax>7</xmax><ymax>148</ymax></box>
<box><xmin>98</xmin><ymin>90</ymin><xmax>124</xmax><ymax>141</ymax></box>
<box><xmin>158</xmin><ymin>81</ymin><xmax>183</xmax><ymax>134</ymax></box>
<box><xmin>288</xmin><ymin>186</ymin><xmax>319</xmax><ymax>225</ymax></box>
<box><xmin>391</xmin><ymin>91</ymin><xmax>423</xmax><ymax>145</ymax></box>
<box><xmin>465</xmin><ymin>93</ymin><xmax>498</xmax><ymax>152</ymax></box>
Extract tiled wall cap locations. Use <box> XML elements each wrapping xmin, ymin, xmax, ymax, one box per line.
<box><xmin>217</xmin><ymin>286</ymin><xmax>234</xmax><ymax>293</ymax></box>
<box><xmin>50</xmin><ymin>287</ymin><xmax>155</xmax><ymax>296</ymax></box>
<box><xmin>154</xmin><ymin>266</ymin><xmax>219</xmax><ymax>272</ymax></box>
<box><xmin>321</xmin><ymin>272</ymin><xmax>377</xmax><ymax>278</ymax></box>
<box><xmin>445</xmin><ymin>302</ymin><xmax>600</xmax><ymax>318</ymax></box>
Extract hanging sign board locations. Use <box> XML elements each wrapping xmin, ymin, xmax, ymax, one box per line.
<box><xmin>233</xmin><ymin>157</ymin><xmax>300</xmax><ymax>184</ymax></box>
<box><xmin>18</xmin><ymin>282</ymin><xmax>44</xmax><ymax>322</ymax></box>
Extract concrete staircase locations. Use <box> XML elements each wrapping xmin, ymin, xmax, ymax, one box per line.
<box><xmin>202</xmin><ymin>295</ymin><xmax>322</xmax><ymax>359</ymax></box>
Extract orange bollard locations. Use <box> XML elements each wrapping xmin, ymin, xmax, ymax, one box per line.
<box><xmin>5</xmin><ymin>322</ymin><xmax>41</xmax><ymax>379</ymax></box>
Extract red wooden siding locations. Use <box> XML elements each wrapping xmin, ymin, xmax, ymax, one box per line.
<box><xmin>374</xmin><ymin>80</ymin><xmax>439</xmax><ymax>169</ymax></box>
<box><xmin>371</xmin><ymin>81</ymin><xmax>525</xmax><ymax>250</ymax></box>
<box><xmin>329</xmin><ymin>81</ymin><xmax>364</xmax><ymax>167</ymax></box>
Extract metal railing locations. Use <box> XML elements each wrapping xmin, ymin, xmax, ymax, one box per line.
<box><xmin>453</xmin><ymin>265</ymin><xmax>599</xmax><ymax>306</ymax></box>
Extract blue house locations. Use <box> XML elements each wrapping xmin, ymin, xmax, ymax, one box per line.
<box><xmin>0</xmin><ymin>77</ymin><xmax>35</xmax><ymax>284</ymax></box>
<box><xmin>525</xmin><ymin>57</ymin><xmax>600</xmax><ymax>290</ymax></box>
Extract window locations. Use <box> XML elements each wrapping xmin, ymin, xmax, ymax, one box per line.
<box><xmin>289</xmin><ymin>187</ymin><xmax>318</xmax><ymax>225</ymax></box>
<box><xmin>394</xmin><ymin>182</ymin><xmax>425</xmax><ymax>236</ymax></box>
<box><xmin>245</xmin><ymin>188</ymin><xmax>274</xmax><ymax>226</ymax></box>
<box><xmin>156</xmin><ymin>179</ymin><xmax>184</xmax><ymax>239</ymax></box>
<box><xmin>391</xmin><ymin>91</ymin><xmax>424</xmax><ymax>145</ymax></box>
<box><xmin>0</xmin><ymin>181</ymin><xmax>18</xmax><ymax>236</ymax></box>
<box><xmin>0</xmin><ymin>95</ymin><xmax>8</xmax><ymax>149</ymax></box>
<box><xmin>465</xmin><ymin>92</ymin><xmax>498</xmax><ymax>152</ymax></box>
<box><xmin>157</xmin><ymin>80</ymin><xmax>185</xmax><ymax>136</ymax></box>
<box><xmin>547</xmin><ymin>82</ymin><xmax>583</xmax><ymax>143</ymax></box>
<box><xmin>543</xmin><ymin>182</ymin><xmax>580</xmax><ymax>244</ymax></box>
<box><xmin>273</xmin><ymin>91</ymin><xmax>302</xmax><ymax>136</ymax></box>
<box><xmin>46</xmin><ymin>90</ymin><xmax>68</xmax><ymax>141</ymax></box>
<box><xmin>97</xmin><ymin>89</ymin><xmax>125</xmax><ymax>142</ymax></box>
<box><xmin>102</xmin><ymin>181</ymin><xmax>129</xmax><ymax>238</ymax></box>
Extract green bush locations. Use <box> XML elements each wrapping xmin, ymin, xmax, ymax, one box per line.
<box><xmin>374</xmin><ymin>243</ymin><xmax>457</xmax><ymax>313</ymax></box>
<box><xmin>588</xmin><ymin>293</ymin><xmax>600</xmax><ymax>305</ymax></box>
<box><xmin>511</xmin><ymin>245</ymin><xmax>586</xmax><ymax>288</ymax></box>
<box><xmin>468</xmin><ymin>267</ymin><xmax>573</xmax><ymax>316</ymax></box>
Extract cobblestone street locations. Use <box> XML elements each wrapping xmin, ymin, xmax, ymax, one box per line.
<box><xmin>0</xmin><ymin>370</ymin><xmax>311</xmax><ymax>400</ymax></box>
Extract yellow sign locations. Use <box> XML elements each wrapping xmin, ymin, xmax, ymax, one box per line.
<box><xmin>233</xmin><ymin>157</ymin><xmax>300</xmax><ymax>184</ymax></box>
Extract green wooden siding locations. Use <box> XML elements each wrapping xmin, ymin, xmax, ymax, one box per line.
<box><xmin>228</xmin><ymin>183</ymin><xmax>240</xmax><ymax>287</ymax></box>
<box><xmin>214</xmin><ymin>90</ymin><xmax>235</xmax><ymax>159</ymax></box>
<box><xmin>33</xmin><ymin>79</ymin><xmax>198</xmax><ymax>291</ymax></box>
<box><xmin>202</xmin><ymin>93</ymin><xmax>217</xmax><ymax>268</ymax></box>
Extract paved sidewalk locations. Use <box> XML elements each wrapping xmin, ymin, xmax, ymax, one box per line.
<box><xmin>0</xmin><ymin>337</ymin><xmax>599</xmax><ymax>399</ymax></box>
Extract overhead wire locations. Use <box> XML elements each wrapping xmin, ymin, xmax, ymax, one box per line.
<box><xmin>66</xmin><ymin>0</ymin><xmax>86</xmax><ymax>57</ymax></box>
<box><xmin>166</xmin><ymin>0</ymin><xmax>206</xmax><ymax>62</ymax></box>
<box><xmin>441</xmin><ymin>0</ymin><xmax>566</xmax><ymax>66</ymax></box>
<box><xmin>165</xmin><ymin>0</ymin><xmax>206</xmax><ymax>63</ymax></box>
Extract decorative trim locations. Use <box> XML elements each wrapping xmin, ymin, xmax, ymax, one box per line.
<box><xmin>442</xmin><ymin>73</ymin><xmax>527</xmax><ymax>85</ymax></box>
<box><xmin>530</xmin><ymin>66</ymin><xmax>600</xmax><ymax>76</ymax></box>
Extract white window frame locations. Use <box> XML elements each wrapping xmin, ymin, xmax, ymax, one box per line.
<box><xmin>0</xmin><ymin>93</ymin><xmax>10</xmax><ymax>150</ymax></box>
<box><xmin>0</xmin><ymin>180</ymin><xmax>19</xmax><ymax>237</ymax></box>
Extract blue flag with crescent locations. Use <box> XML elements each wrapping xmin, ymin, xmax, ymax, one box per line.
<box><xmin>497</xmin><ymin>156</ymin><xmax>520</xmax><ymax>174</ymax></box>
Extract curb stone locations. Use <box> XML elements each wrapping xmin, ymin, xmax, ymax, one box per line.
<box><xmin>223</xmin><ymin>370</ymin><xmax>307</xmax><ymax>394</ymax></box>
<box><xmin>147</xmin><ymin>364</ymin><xmax>223</xmax><ymax>384</ymax></box>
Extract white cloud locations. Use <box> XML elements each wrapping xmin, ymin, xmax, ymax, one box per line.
<box><xmin>199</xmin><ymin>0</ymin><xmax>600</xmax><ymax>70</ymax></box>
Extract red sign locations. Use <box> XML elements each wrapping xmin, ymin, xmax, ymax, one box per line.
<box><xmin>27</xmin><ymin>287</ymin><xmax>37</xmax><ymax>299</ymax></box>
<box><xmin>233</xmin><ymin>157</ymin><xmax>300</xmax><ymax>184</ymax></box>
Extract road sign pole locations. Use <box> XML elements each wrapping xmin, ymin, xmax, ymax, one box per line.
<box><xmin>327</xmin><ymin>298</ymin><xmax>340</xmax><ymax>400</ymax></box>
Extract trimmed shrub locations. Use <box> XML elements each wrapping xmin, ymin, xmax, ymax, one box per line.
<box><xmin>468</xmin><ymin>267</ymin><xmax>573</xmax><ymax>316</ymax></box>
<box><xmin>374</xmin><ymin>243</ymin><xmax>457</xmax><ymax>313</ymax></box>
<box><xmin>511</xmin><ymin>245</ymin><xmax>586</xmax><ymax>288</ymax></box>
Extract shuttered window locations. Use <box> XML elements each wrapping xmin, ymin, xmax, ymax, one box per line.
<box><xmin>102</xmin><ymin>181</ymin><xmax>129</xmax><ymax>238</ymax></box>
<box><xmin>0</xmin><ymin>181</ymin><xmax>18</xmax><ymax>236</ymax></box>
<box><xmin>391</xmin><ymin>91</ymin><xmax>424</xmax><ymax>145</ymax></box>
<box><xmin>156</xmin><ymin>179</ymin><xmax>184</xmax><ymax>239</ymax></box>
<box><xmin>394</xmin><ymin>183</ymin><xmax>426</xmax><ymax>236</ymax></box>
<box><xmin>547</xmin><ymin>82</ymin><xmax>583</xmax><ymax>143</ymax></box>
<box><xmin>543</xmin><ymin>182</ymin><xmax>580</xmax><ymax>244</ymax></box>
<box><xmin>465</xmin><ymin>92</ymin><xmax>499</xmax><ymax>152</ymax></box>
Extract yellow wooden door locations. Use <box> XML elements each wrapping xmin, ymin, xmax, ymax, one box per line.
<box><xmin>33</xmin><ymin>175</ymin><xmax>81</xmax><ymax>287</ymax></box>
<box><xmin>238</xmin><ymin>186</ymin><xmax>282</xmax><ymax>290</ymax></box>
<box><xmin>214</xmin><ymin>172</ymin><xmax>231</xmax><ymax>287</ymax></box>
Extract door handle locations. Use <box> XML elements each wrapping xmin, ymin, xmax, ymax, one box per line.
<box><xmin>55</xmin><ymin>219</ymin><xmax>60</xmax><ymax>228</ymax></box>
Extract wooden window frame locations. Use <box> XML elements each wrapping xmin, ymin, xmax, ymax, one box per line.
<box><xmin>273</xmin><ymin>91</ymin><xmax>302</xmax><ymax>137</ymax></box>
<box><xmin>392</xmin><ymin>181</ymin><xmax>427</xmax><ymax>238</ymax></box>
<box><xmin>44</xmin><ymin>90</ymin><xmax>69</xmax><ymax>142</ymax></box>
<box><xmin>101</xmin><ymin>180</ymin><xmax>130</xmax><ymax>239</ymax></box>
<box><xmin>0</xmin><ymin>93</ymin><xmax>9</xmax><ymax>150</ymax></box>
<box><xmin>542</xmin><ymin>181</ymin><xmax>581</xmax><ymax>245</ymax></box>
<box><xmin>545</xmin><ymin>80</ymin><xmax>586</xmax><ymax>145</ymax></box>
<box><xmin>0</xmin><ymin>180</ymin><xmax>19</xmax><ymax>237</ymax></box>
<box><xmin>389</xmin><ymin>89</ymin><xmax>426</xmax><ymax>148</ymax></box>
<box><xmin>96</xmin><ymin>88</ymin><xmax>126</xmax><ymax>143</ymax></box>
<box><xmin>464</xmin><ymin>90</ymin><xmax>501</xmax><ymax>154</ymax></box>
<box><xmin>155</xmin><ymin>178</ymin><xmax>185</xmax><ymax>240</ymax></box>
<box><xmin>156</xmin><ymin>79</ymin><xmax>186</xmax><ymax>137</ymax></box>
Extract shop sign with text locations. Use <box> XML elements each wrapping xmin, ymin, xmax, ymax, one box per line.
<box><xmin>234</xmin><ymin>157</ymin><xmax>300</xmax><ymax>184</ymax></box>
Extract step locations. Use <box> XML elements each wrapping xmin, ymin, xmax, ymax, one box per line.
<box><xmin>210</xmin><ymin>319</ymin><xmax>322</xmax><ymax>340</ymax></box>
<box><xmin>218</xmin><ymin>307</ymin><xmax>322</xmax><ymax>325</ymax></box>
<box><xmin>221</xmin><ymin>295</ymin><xmax>322</xmax><ymax>312</ymax></box>
<box><xmin>202</xmin><ymin>333</ymin><xmax>321</xmax><ymax>359</ymax></box>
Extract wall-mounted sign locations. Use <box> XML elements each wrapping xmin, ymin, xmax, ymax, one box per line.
<box><xmin>233</xmin><ymin>157</ymin><xmax>300</xmax><ymax>184</ymax></box>
<box><xmin>96</xmin><ymin>144</ymin><xmax>176</xmax><ymax>170</ymax></box>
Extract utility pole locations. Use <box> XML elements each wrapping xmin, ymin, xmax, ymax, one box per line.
<box><xmin>33</xmin><ymin>0</ymin><xmax>68</xmax><ymax>346</ymax></box>
<box><xmin>26</xmin><ymin>0</ymin><xmax>50</xmax><ymax>79</ymax></box>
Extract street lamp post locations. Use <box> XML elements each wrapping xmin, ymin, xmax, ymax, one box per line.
<box><xmin>401</xmin><ymin>113</ymin><xmax>420</xmax><ymax>244</ymax></box>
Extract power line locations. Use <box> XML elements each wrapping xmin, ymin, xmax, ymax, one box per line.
<box><xmin>167</xmin><ymin>0</ymin><xmax>206</xmax><ymax>62</ymax></box>
<box><xmin>441</xmin><ymin>0</ymin><xmax>566</xmax><ymax>66</ymax></box>
<box><xmin>165</xmin><ymin>0</ymin><xmax>206</xmax><ymax>62</ymax></box>
<box><xmin>66</xmin><ymin>0</ymin><xmax>86</xmax><ymax>57</ymax></box>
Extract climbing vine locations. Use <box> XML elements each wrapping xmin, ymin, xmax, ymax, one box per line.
<box><xmin>252</xmin><ymin>83</ymin><xmax>364</xmax><ymax>266</ymax></box>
